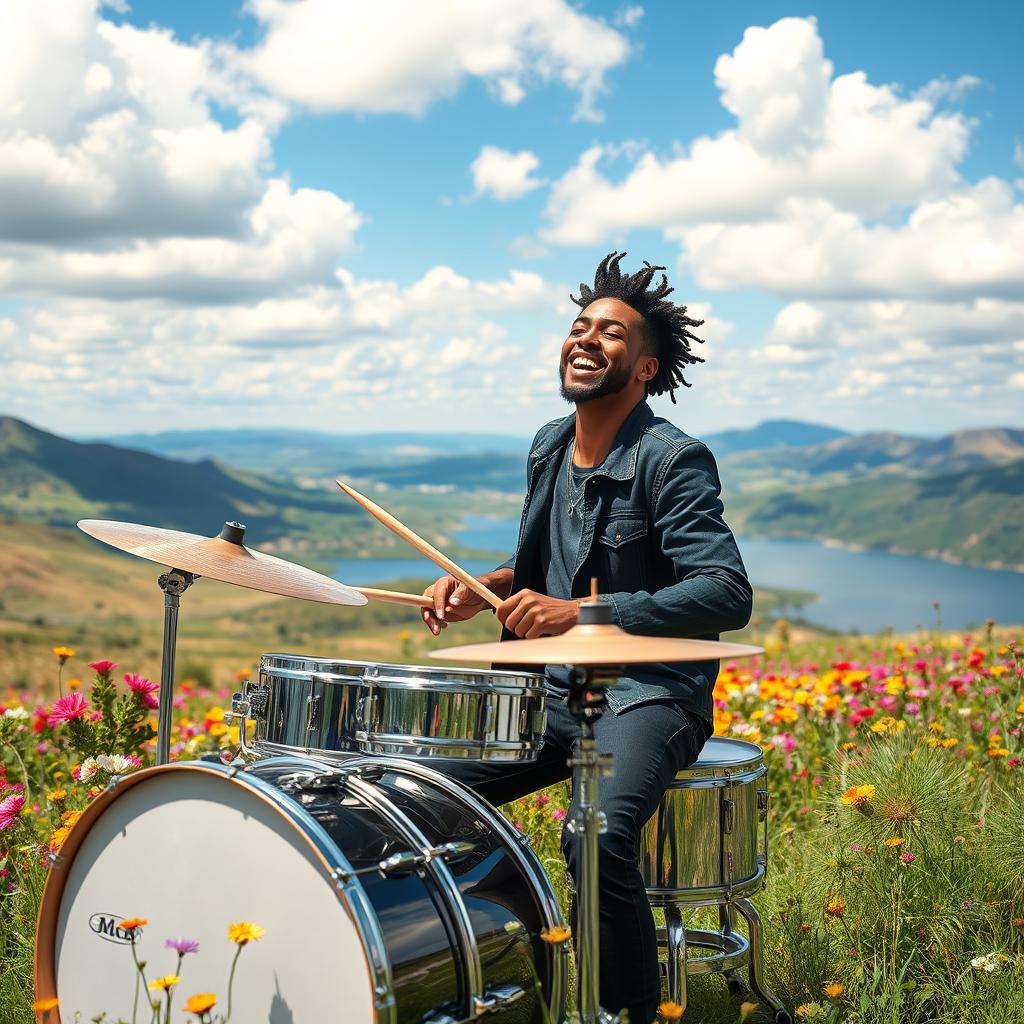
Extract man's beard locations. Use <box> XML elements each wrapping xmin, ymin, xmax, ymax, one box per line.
<box><xmin>559</xmin><ymin>360</ymin><xmax>633</xmax><ymax>403</ymax></box>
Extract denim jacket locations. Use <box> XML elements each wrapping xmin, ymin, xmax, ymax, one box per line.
<box><xmin>495</xmin><ymin>399</ymin><xmax>752</xmax><ymax>729</ymax></box>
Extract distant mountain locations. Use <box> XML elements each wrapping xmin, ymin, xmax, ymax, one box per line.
<box><xmin>0</xmin><ymin>416</ymin><xmax>500</xmax><ymax>559</ymax></box>
<box><xmin>720</xmin><ymin>427</ymin><xmax>1024</xmax><ymax>487</ymax></box>
<box><xmin>704</xmin><ymin>419</ymin><xmax>850</xmax><ymax>456</ymax></box>
<box><xmin>95</xmin><ymin>427</ymin><xmax>529</xmax><ymax>477</ymax></box>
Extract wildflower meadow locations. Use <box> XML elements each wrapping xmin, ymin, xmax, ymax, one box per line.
<box><xmin>2</xmin><ymin>624</ymin><xmax>1023</xmax><ymax>1023</ymax></box>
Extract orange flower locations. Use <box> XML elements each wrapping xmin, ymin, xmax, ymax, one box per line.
<box><xmin>539</xmin><ymin>926</ymin><xmax>572</xmax><ymax>944</ymax></box>
<box><xmin>840</xmin><ymin>784</ymin><xmax>876</xmax><ymax>808</ymax></box>
<box><xmin>882</xmin><ymin>837</ymin><xmax>905</xmax><ymax>847</ymax></box>
<box><xmin>228</xmin><ymin>921</ymin><xmax>265</xmax><ymax>945</ymax></box>
<box><xmin>52</xmin><ymin>647</ymin><xmax>75</xmax><ymax>661</ymax></box>
<box><xmin>659</xmin><ymin>1001</ymin><xmax>684</xmax><ymax>1021</ymax></box>
<box><xmin>823</xmin><ymin>982</ymin><xmax>845</xmax><ymax>998</ymax></box>
<box><xmin>32</xmin><ymin>997</ymin><xmax>60</xmax><ymax>1011</ymax></box>
<box><xmin>118</xmin><ymin>917</ymin><xmax>148</xmax><ymax>932</ymax></box>
<box><xmin>825</xmin><ymin>897</ymin><xmax>846</xmax><ymax>916</ymax></box>
<box><xmin>183</xmin><ymin>993</ymin><xmax>217</xmax><ymax>1015</ymax></box>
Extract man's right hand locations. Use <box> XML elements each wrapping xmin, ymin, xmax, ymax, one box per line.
<box><xmin>421</xmin><ymin>569</ymin><xmax>513</xmax><ymax>636</ymax></box>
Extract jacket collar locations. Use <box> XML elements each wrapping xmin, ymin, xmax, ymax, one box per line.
<box><xmin>530</xmin><ymin>399</ymin><xmax>654</xmax><ymax>482</ymax></box>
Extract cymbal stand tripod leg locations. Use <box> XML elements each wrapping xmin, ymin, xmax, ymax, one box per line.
<box><xmin>566</xmin><ymin>664</ymin><xmax>621</xmax><ymax>1024</ymax></box>
<box><xmin>156</xmin><ymin>568</ymin><xmax>197</xmax><ymax>765</ymax></box>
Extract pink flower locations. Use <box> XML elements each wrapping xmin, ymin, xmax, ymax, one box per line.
<box><xmin>48</xmin><ymin>693</ymin><xmax>90</xmax><ymax>726</ymax></box>
<box><xmin>905</xmin><ymin>702</ymin><xmax>921</xmax><ymax>716</ymax></box>
<box><xmin>900</xmin><ymin>852</ymin><xmax>917</xmax><ymax>864</ymax></box>
<box><xmin>1007</xmin><ymin>758</ymin><xmax>1020</xmax><ymax>768</ymax></box>
<box><xmin>35</xmin><ymin>742</ymin><xmax>48</xmax><ymax>755</ymax></box>
<box><xmin>0</xmin><ymin>794</ymin><xmax>25</xmax><ymax>830</ymax></box>
<box><xmin>88</xmin><ymin>660</ymin><xmax>118</xmax><ymax>674</ymax></box>
<box><xmin>142</xmin><ymin>693</ymin><xmax>159</xmax><ymax>710</ymax></box>
<box><xmin>983</xmin><ymin>685</ymin><xmax>1000</xmax><ymax>696</ymax></box>
<box><xmin>552</xmin><ymin>808</ymin><xmax>566</xmax><ymax>821</ymax></box>
<box><xmin>124</xmin><ymin>673</ymin><xmax>158</xmax><ymax>696</ymax></box>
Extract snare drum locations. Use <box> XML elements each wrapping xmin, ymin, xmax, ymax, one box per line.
<box><xmin>237</xmin><ymin>654</ymin><xmax>547</xmax><ymax>763</ymax></box>
<box><xmin>36</xmin><ymin>756</ymin><xmax>566</xmax><ymax>1023</ymax></box>
<box><xmin>640</xmin><ymin>737</ymin><xmax>769</xmax><ymax>903</ymax></box>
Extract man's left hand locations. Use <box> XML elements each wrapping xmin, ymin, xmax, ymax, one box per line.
<box><xmin>497</xmin><ymin>590</ymin><xmax>582</xmax><ymax>638</ymax></box>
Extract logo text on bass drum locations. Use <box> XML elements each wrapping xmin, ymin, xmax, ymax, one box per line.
<box><xmin>88</xmin><ymin>913</ymin><xmax>139</xmax><ymax>945</ymax></box>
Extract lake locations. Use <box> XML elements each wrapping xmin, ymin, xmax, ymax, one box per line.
<box><xmin>332</xmin><ymin>516</ymin><xmax>1024</xmax><ymax>633</ymax></box>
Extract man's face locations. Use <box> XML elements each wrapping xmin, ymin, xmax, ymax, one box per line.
<box><xmin>559</xmin><ymin>297</ymin><xmax>655</xmax><ymax>403</ymax></box>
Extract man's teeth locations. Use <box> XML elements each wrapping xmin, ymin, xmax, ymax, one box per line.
<box><xmin>572</xmin><ymin>356</ymin><xmax>601</xmax><ymax>370</ymax></box>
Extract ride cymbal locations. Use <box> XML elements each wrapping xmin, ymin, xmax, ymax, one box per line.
<box><xmin>431</xmin><ymin>622</ymin><xmax>762</xmax><ymax>666</ymax></box>
<box><xmin>78</xmin><ymin>519</ymin><xmax>366</xmax><ymax>606</ymax></box>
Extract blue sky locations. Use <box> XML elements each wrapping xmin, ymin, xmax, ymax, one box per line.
<box><xmin>1</xmin><ymin>0</ymin><xmax>1022</xmax><ymax>439</ymax></box>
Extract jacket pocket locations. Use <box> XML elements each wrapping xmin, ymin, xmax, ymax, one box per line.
<box><xmin>595</xmin><ymin>512</ymin><xmax>648</xmax><ymax>590</ymax></box>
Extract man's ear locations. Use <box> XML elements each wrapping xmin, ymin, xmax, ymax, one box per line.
<box><xmin>636</xmin><ymin>355</ymin><xmax>659</xmax><ymax>383</ymax></box>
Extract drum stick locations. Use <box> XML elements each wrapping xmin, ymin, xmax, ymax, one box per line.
<box><xmin>353</xmin><ymin>587</ymin><xmax>433</xmax><ymax>609</ymax></box>
<box><xmin>336</xmin><ymin>479</ymin><xmax>502</xmax><ymax>609</ymax></box>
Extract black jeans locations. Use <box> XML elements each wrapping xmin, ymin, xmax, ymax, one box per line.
<box><xmin>437</xmin><ymin>696</ymin><xmax>709</xmax><ymax>1024</ymax></box>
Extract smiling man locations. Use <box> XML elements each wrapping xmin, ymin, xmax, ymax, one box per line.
<box><xmin>422</xmin><ymin>252</ymin><xmax>752</xmax><ymax>1021</ymax></box>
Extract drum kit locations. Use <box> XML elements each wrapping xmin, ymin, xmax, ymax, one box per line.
<box><xmin>34</xmin><ymin>489</ymin><xmax>765</xmax><ymax>1024</ymax></box>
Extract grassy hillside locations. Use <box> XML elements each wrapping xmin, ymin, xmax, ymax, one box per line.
<box><xmin>728</xmin><ymin>459</ymin><xmax>1024</xmax><ymax>570</ymax></box>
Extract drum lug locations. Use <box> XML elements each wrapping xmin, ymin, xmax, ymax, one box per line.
<box><xmin>722</xmin><ymin>798</ymin><xmax>735</xmax><ymax>835</ymax></box>
<box><xmin>757</xmin><ymin>787</ymin><xmax>769</xmax><ymax>818</ymax></box>
<box><xmin>305</xmin><ymin>693</ymin><xmax>321</xmax><ymax>734</ymax></box>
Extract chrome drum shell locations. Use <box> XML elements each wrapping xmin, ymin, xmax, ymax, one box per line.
<box><xmin>242</xmin><ymin>654</ymin><xmax>547</xmax><ymax>763</ymax></box>
<box><xmin>640</xmin><ymin>737</ymin><xmax>769</xmax><ymax>903</ymax></box>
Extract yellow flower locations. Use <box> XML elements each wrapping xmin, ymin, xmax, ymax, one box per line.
<box><xmin>825</xmin><ymin>897</ymin><xmax>846</xmax><ymax>916</ymax></box>
<box><xmin>823</xmin><ymin>982</ymin><xmax>845</xmax><ymax>999</ymax></box>
<box><xmin>840</xmin><ymin>784</ymin><xmax>876</xmax><ymax>808</ymax></box>
<box><xmin>46</xmin><ymin>789</ymin><xmax>66</xmax><ymax>802</ymax></box>
<box><xmin>183</xmin><ymin>993</ymin><xmax>217</xmax><ymax>1015</ymax></box>
<box><xmin>658</xmin><ymin>1002</ymin><xmax>684</xmax><ymax>1021</ymax></box>
<box><xmin>882</xmin><ymin>837</ymin><xmax>905</xmax><ymax>847</ymax></box>
<box><xmin>149</xmin><ymin>976</ymin><xmax>181</xmax><ymax>991</ymax></box>
<box><xmin>32</xmin><ymin>997</ymin><xmax>60</xmax><ymax>1011</ymax></box>
<box><xmin>1016</xmin><ymin>699</ymin><xmax>1024</xmax><ymax>715</ymax></box>
<box><xmin>66</xmin><ymin>678</ymin><xmax>81</xmax><ymax>690</ymax></box>
<box><xmin>941</xmin><ymin>737</ymin><xmax>958</xmax><ymax>749</ymax></box>
<box><xmin>206</xmin><ymin>707</ymin><xmax>226</xmax><ymax>723</ymax></box>
<box><xmin>928</xmin><ymin>722</ymin><xmax>945</xmax><ymax>734</ymax></box>
<box><xmin>228</xmin><ymin>921</ymin><xmax>265</xmax><ymax>945</ymax></box>
<box><xmin>208</xmin><ymin>722</ymin><xmax>229</xmax><ymax>737</ymax></box>
<box><xmin>988</xmin><ymin>747</ymin><xmax>1009</xmax><ymax>757</ymax></box>
<box><xmin>52</xmin><ymin>646</ymin><xmax>75</xmax><ymax>661</ymax></box>
<box><xmin>739</xmin><ymin>1001</ymin><xmax>758</xmax><ymax>1022</ymax></box>
<box><xmin>48</xmin><ymin>825</ymin><xmax>72</xmax><ymax>852</ymax></box>
<box><xmin>795</xmin><ymin>1004</ymin><xmax>820</xmax><ymax>1019</ymax></box>
<box><xmin>539</xmin><ymin>926</ymin><xmax>572</xmax><ymax>944</ymax></box>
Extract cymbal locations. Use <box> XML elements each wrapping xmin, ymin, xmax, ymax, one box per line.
<box><xmin>78</xmin><ymin>519</ymin><xmax>366</xmax><ymax>606</ymax></box>
<box><xmin>430</xmin><ymin>622</ymin><xmax>762</xmax><ymax>666</ymax></box>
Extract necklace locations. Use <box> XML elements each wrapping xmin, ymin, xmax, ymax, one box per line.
<box><xmin>566</xmin><ymin>441</ymin><xmax>587</xmax><ymax>518</ymax></box>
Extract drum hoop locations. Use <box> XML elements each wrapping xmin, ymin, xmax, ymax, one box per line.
<box><xmin>669</xmin><ymin>763</ymin><xmax>768</xmax><ymax>788</ymax></box>
<box><xmin>351</xmin><ymin>755</ymin><xmax>568</xmax><ymax>1024</ymax></box>
<box><xmin>33</xmin><ymin>761</ymin><xmax>396</xmax><ymax>1024</ymax></box>
<box><xmin>354</xmin><ymin>676</ymin><xmax>546</xmax><ymax>696</ymax></box>
<box><xmin>261</xmin><ymin>653</ymin><xmax>544</xmax><ymax>685</ymax></box>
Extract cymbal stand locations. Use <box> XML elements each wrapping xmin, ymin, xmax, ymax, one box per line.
<box><xmin>156</xmin><ymin>568</ymin><xmax>198</xmax><ymax>765</ymax></box>
<box><xmin>566</xmin><ymin>659</ymin><xmax>622</xmax><ymax>1024</ymax></box>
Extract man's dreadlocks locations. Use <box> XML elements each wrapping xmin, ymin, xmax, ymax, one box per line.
<box><xmin>572</xmin><ymin>251</ymin><xmax>705</xmax><ymax>403</ymax></box>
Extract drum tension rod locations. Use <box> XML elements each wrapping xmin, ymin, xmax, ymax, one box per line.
<box><xmin>336</xmin><ymin>841</ymin><xmax>476</xmax><ymax>882</ymax></box>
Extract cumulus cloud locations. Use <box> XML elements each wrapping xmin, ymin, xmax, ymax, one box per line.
<box><xmin>470</xmin><ymin>146</ymin><xmax>544</xmax><ymax>200</ymax></box>
<box><xmin>240</xmin><ymin>0</ymin><xmax>633</xmax><ymax>122</ymax></box>
<box><xmin>543</xmin><ymin>17</ymin><xmax>971</xmax><ymax>245</ymax></box>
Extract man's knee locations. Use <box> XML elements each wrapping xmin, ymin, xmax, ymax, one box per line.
<box><xmin>561</xmin><ymin>816</ymin><xmax>639</xmax><ymax>869</ymax></box>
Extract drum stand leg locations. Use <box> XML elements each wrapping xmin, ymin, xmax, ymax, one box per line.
<box><xmin>663</xmin><ymin>904</ymin><xmax>688</xmax><ymax>1009</ymax></box>
<box><xmin>566</xmin><ymin>665</ymin><xmax>620</xmax><ymax>1024</ymax></box>
<box><xmin>733</xmin><ymin>897</ymin><xmax>787</xmax><ymax>1018</ymax></box>
<box><xmin>156</xmin><ymin>568</ymin><xmax>197</xmax><ymax>766</ymax></box>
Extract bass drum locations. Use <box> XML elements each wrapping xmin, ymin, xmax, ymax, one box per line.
<box><xmin>35</xmin><ymin>756</ymin><xmax>567</xmax><ymax>1024</ymax></box>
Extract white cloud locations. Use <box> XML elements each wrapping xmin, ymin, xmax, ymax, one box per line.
<box><xmin>470</xmin><ymin>146</ymin><xmax>543</xmax><ymax>200</ymax></box>
<box><xmin>670</xmin><ymin>179</ymin><xmax>1024</xmax><ymax>300</ymax></box>
<box><xmin>543</xmin><ymin>17</ymin><xmax>971</xmax><ymax>245</ymax></box>
<box><xmin>240</xmin><ymin>0</ymin><xmax>633</xmax><ymax>122</ymax></box>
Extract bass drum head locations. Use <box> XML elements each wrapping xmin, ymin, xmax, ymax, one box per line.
<box><xmin>35</xmin><ymin>765</ymin><xmax>380</xmax><ymax>1023</ymax></box>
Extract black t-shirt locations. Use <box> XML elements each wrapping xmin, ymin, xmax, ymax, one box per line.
<box><xmin>541</xmin><ymin>443</ymin><xmax>597</xmax><ymax>691</ymax></box>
